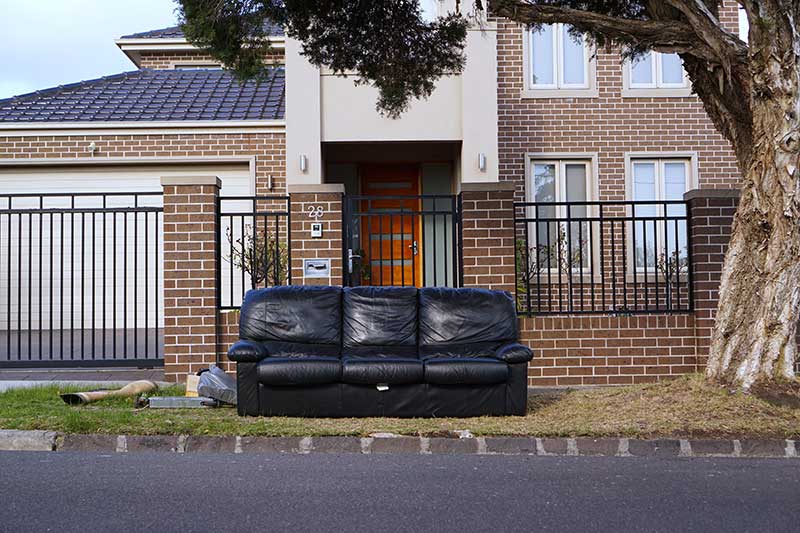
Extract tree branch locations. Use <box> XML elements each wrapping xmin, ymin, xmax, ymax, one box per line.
<box><xmin>490</xmin><ymin>0</ymin><xmax>717</xmax><ymax>58</ymax></box>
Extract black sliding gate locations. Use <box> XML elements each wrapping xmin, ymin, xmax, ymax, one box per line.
<box><xmin>0</xmin><ymin>193</ymin><xmax>164</xmax><ymax>368</ymax></box>
<box><xmin>343</xmin><ymin>194</ymin><xmax>462</xmax><ymax>288</ymax></box>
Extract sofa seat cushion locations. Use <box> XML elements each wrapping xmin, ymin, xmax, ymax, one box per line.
<box><xmin>257</xmin><ymin>357</ymin><xmax>342</xmax><ymax>385</ymax></box>
<box><xmin>341</xmin><ymin>358</ymin><xmax>424</xmax><ymax>385</ymax></box>
<box><xmin>262</xmin><ymin>341</ymin><xmax>341</xmax><ymax>359</ymax></box>
<box><xmin>424</xmin><ymin>358</ymin><xmax>509</xmax><ymax>385</ymax></box>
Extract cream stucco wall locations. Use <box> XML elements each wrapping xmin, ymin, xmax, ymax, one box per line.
<box><xmin>285</xmin><ymin>11</ymin><xmax>499</xmax><ymax>186</ymax></box>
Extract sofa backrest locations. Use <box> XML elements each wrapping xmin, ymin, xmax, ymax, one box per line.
<box><xmin>239</xmin><ymin>286</ymin><xmax>342</xmax><ymax>346</ymax></box>
<box><xmin>418</xmin><ymin>287</ymin><xmax>518</xmax><ymax>356</ymax></box>
<box><xmin>342</xmin><ymin>286</ymin><xmax>418</xmax><ymax>357</ymax></box>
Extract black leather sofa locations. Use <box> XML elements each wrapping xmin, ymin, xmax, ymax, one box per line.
<box><xmin>228</xmin><ymin>285</ymin><xmax>533</xmax><ymax>417</ymax></box>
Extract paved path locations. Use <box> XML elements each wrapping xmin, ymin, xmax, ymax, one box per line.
<box><xmin>0</xmin><ymin>452</ymin><xmax>798</xmax><ymax>532</ymax></box>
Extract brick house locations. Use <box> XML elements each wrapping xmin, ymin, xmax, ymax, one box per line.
<box><xmin>0</xmin><ymin>3</ymin><xmax>748</xmax><ymax>385</ymax></box>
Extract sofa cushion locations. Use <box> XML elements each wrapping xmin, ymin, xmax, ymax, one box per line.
<box><xmin>424</xmin><ymin>357</ymin><xmax>509</xmax><ymax>385</ymax></box>
<box><xmin>239</xmin><ymin>286</ymin><xmax>342</xmax><ymax>346</ymax></box>
<box><xmin>342</xmin><ymin>358</ymin><xmax>424</xmax><ymax>384</ymax></box>
<box><xmin>262</xmin><ymin>341</ymin><xmax>341</xmax><ymax>359</ymax></box>
<box><xmin>419</xmin><ymin>287</ymin><xmax>518</xmax><ymax>357</ymax></box>
<box><xmin>343</xmin><ymin>286</ymin><xmax>418</xmax><ymax>349</ymax></box>
<box><xmin>257</xmin><ymin>357</ymin><xmax>342</xmax><ymax>385</ymax></box>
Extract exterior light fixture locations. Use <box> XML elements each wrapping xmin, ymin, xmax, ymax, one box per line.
<box><xmin>478</xmin><ymin>152</ymin><xmax>487</xmax><ymax>172</ymax></box>
<box><xmin>300</xmin><ymin>154</ymin><xmax>308</xmax><ymax>173</ymax></box>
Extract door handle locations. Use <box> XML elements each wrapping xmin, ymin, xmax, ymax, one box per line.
<box><xmin>408</xmin><ymin>240</ymin><xmax>419</xmax><ymax>256</ymax></box>
<box><xmin>348</xmin><ymin>248</ymin><xmax>361</xmax><ymax>274</ymax></box>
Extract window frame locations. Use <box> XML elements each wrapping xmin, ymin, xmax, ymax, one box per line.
<box><xmin>626</xmin><ymin>153</ymin><xmax>697</xmax><ymax>276</ymax></box>
<box><xmin>622</xmin><ymin>52</ymin><xmax>692</xmax><ymax>97</ymax></box>
<box><xmin>526</xmin><ymin>154</ymin><xmax>598</xmax><ymax>275</ymax></box>
<box><xmin>522</xmin><ymin>25</ymin><xmax>597</xmax><ymax>98</ymax></box>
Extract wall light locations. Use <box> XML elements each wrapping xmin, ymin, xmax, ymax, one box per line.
<box><xmin>478</xmin><ymin>152</ymin><xmax>487</xmax><ymax>172</ymax></box>
<box><xmin>299</xmin><ymin>154</ymin><xmax>308</xmax><ymax>173</ymax></box>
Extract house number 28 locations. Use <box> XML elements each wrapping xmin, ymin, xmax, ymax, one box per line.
<box><xmin>307</xmin><ymin>205</ymin><xmax>325</xmax><ymax>220</ymax></box>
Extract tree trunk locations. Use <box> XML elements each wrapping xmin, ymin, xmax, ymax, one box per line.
<box><xmin>706</xmin><ymin>21</ymin><xmax>800</xmax><ymax>389</ymax></box>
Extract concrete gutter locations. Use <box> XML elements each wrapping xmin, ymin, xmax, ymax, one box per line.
<box><xmin>0</xmin><ymin>431</ymin><xmax>796</xmax><ymax>458</ymax></box>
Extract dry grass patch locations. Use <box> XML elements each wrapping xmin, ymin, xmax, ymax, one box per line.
<box><xmin>0</xmin><ymin>374</ymin><xmax>798</xmax><ymax>438</ymax></box>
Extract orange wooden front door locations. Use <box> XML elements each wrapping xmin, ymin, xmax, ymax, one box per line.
<box><xmin>360</xmin><ymin>164</ymin><xmax>422</xmax><ymax>286</ymax></box>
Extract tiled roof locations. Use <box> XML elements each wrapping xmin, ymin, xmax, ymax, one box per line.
<box><xmin>0</xmin><ymin>68</ymin><xmax>285</xmax><ymax>123</ymax></box>
<box><xmin>121</xmin><ymin>21</ymin><xmax>284</xmax><ymax>39</ymax></box>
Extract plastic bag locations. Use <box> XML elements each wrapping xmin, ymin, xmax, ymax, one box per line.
<box><xmin>197</xmin><ymin>366</ymin><xmax>237</xmax><ymax>405</ymax></box>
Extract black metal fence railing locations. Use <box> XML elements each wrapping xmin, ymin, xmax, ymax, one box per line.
<box><xmin>0</xmin><ymin>192</ymin><xmax>164</xmax><ymax>367</ymax></box>
<box><xmin>515</xmin><ymin>200</ymin><xmax>693</xmax><ymax>315</ymax></box>
<box><xmin>217</xmin><ymin>195</ymin><xmax>291</xmax><ymax>309</ymax></box>
<box><xmin>343</xmin><ymin>194</ymin><xmax>463</xmax><ymax>288</ymax></box>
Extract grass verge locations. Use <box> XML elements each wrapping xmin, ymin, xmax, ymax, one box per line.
<box><xmin>0</xmin><ymin>374</ymin><xmax>798</xmax><ymax>438</ymax></box>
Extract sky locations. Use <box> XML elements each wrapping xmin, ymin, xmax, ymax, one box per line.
<box><xmin>0</xmin><ymin>0</ymin><xmax>179</xmax><ymax>99</ymax></box>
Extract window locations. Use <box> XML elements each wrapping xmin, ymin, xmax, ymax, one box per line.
<box><xmin>528</xmin><ymin>24</ymin><xmax>592</xmax><ymax>92</ymax></box>
<box><xmin>530</xmin><ymin>160</ymin><xmax>593</xmax><ymax>270</ymax></box>
<box><xmin>629</xmin><ymin>52</ymin><xmax>688</xmax><ymax>89</ymax></box>
<box><xmin>630</xmin><ymin>159</ymin><xmax>690</xmax><ymax>271</ymax></box>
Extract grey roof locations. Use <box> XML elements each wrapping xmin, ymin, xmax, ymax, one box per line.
<box><xmin>0</xmin><ymin>68</ymin><xmax>285</xmax><ymax>123</ymax></box>
<box><xmin>121</xmin><ymin>21</ymin><xmax>284</xmax><ymax>39</ymax></box>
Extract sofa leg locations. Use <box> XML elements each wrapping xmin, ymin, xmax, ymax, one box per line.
<box><xmin>236</xmin><ymin>362</ymin><xmax>260</xmax><ymax>416</ymax></box>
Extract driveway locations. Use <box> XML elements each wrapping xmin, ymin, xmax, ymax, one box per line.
<box><xmin>0</xmin><ymin>452</ymin><xmax>798</xmax><ymax>532</ymax></box>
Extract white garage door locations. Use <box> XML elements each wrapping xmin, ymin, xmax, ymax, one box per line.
<box><xmin>0</xmin><ymin>164</ymin><xmax>252</xmax><ymax>362</ymax></box>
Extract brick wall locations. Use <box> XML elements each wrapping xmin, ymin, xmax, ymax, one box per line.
<box><xmin>521</xmin><ymin>314</ymin><xmax>698</xmax><ymax>386</ymax></box>
<box><xmin>161</xmin><ymin>178</ymin><xmax>220</xmax><ymax>382</ymax></box>
<box><xmin>686</xmin><ymin>189</ymin><xmax>739</xmax><ymax>369</ymax></box>
<box><xmin>460</xmin><ymin>185</ymin><xmax>516</xmax><ymax>292</ymax></box>
<box><xmin>289</xmin><ymin>189</ymin><xmax>345</xmax><ymax>286</ymax></box>
<box><xmin>137</xmin><ymin>50</ymin><xmax>284</xmax><ymax>69</ymax></box>
<box><xmin>495</xmin><ymin>5</ymin><xmax>742</xmax><ymax>202</ymax></box>
<box><xmin>0</xmin><ymin>132</ymin><xmax>286</xmax><ymax>193</ymax></box>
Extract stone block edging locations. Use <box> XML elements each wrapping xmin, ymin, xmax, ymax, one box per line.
<box><xmin>1</xmin><ymin>431</ymin><xmax>796</xmax><ymax>458</ymax></box>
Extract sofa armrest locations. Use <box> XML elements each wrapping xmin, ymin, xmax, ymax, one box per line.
<box><xmin>228</xmin><ymin>340</ymin><xmax>269</xmax><ymax>363</ymax></box>
<box><xmin>494</xmin><ymin>342</ymin><xmax>533</xmax><ymax>364</ymax></box>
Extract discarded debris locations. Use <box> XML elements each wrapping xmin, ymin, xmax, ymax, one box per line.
<box><xmin>148</xmin><ymin>396</ymin><xmax>220</xmax><ymax>409</ymax></box>
<box><xmin>197</xmin><ymin>366</ymin><xmax>237</xmax><ymax>405</ymax></box>
<box><xmin>60</xmin><ymin>380</ymin><xmax>158</xmax><ymax>406</ymax></box>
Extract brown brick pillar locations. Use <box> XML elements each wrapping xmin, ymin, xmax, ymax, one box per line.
<box><xmin>161</xmin><ymin>176</ymin><xmax>221</xmax><ymax>382</ymax></box>
<box><xmin>685</xmin><ymin>188</ymin><xmax>740</xmax><ymax>370</ymax></box>
<box><xmin>288</xmin><ymin>184</ymin><xmax>345</xmax><ymax>286</ymax></box>
<box><xmin>460</xmin><ymin>182</ymin><xmax>516</xmax><ymax>293</ymax></box>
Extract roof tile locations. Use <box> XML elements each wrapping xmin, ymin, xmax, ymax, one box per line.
<box><xmin>0</xmin><ymin>68</ymin><xmax>285</xmax><ymax>123</ymax></box>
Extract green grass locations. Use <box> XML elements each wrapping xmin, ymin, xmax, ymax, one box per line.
<box><xmin>1</xmin><ymin>375</ymin><xmax>799</xmax><ymax>438</ymax></box>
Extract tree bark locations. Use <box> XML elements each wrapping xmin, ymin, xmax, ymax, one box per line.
<box><xmin>705</xmin><ymin>10</ymin><xmax>800</xmax><ymax>389</ymax></box>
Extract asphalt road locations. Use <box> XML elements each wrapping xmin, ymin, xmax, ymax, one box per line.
<box><xmin>0</xmin><ymin>452</ymin><xmax>798</xmax><ymax>532</ymax></box>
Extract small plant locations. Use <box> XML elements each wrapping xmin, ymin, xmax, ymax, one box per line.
<box><xmin>227</xmin><ymin>224</ymin><xmax>288</xmax><ymax>287</ymax></box>
<box><xmin>516</xmin><ymin>223</ymin><xmax>588</xmax><ymax>308</ymax></box>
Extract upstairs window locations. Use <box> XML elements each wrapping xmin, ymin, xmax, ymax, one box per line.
<box><xmin>529</xmin><ymin>24</ymin><xmax>590</xmax><ymax>90</ymax></box>
<box><xmin>629</xmin><ymin>52</ymin><xmax>688</xmax><ymax>89</ymax></box>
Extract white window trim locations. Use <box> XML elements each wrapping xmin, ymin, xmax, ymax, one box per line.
<box><xmin>622</xmin><ymin>52</ymin><xmax>692</xmax><ymax>98</ymax></box>
<box><xmin>625</xmin><ymin>152</ymin><xmax>698</xmax><ymax>277</ymax></box>
<box><xmin>521</xmin><ymin>26</ymin><xmax>598</xmax><ymax>99</ymax></box>
<box><xmin>525</xmin><ymin>153</ymin><xmax>598</xmax><ymax>275</ymax></box>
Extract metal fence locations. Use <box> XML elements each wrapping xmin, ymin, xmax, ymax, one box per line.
<box><xmin>343</xmin><ymin>194</ymin><xmax>463</xmax><ymax>288</ymax></box>
<box><xmin>217</xmin><ymin>195</ymin><xmax>292</xmax><ymax>309</ymax></box>
<box><xmin>0</xmin><ymin>192</ymin><xmax>164</xmax><ymax>367</ymax></box>
<box><xmin>515</xmin><ymin>200</ymin><xmax>693</xmax><ymax>315</ymax></box>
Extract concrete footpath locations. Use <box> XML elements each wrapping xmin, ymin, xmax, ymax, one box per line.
<box><xmin>0</xmin><ymin>429</ymin><xmax>797</xmax><ymax>458</ymax></box>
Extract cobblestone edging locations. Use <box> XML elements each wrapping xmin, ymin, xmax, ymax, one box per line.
<box><xmin>0</xmin><ymin>430</ymin><xmax>797</xmax><ymax>458</ymax></box>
